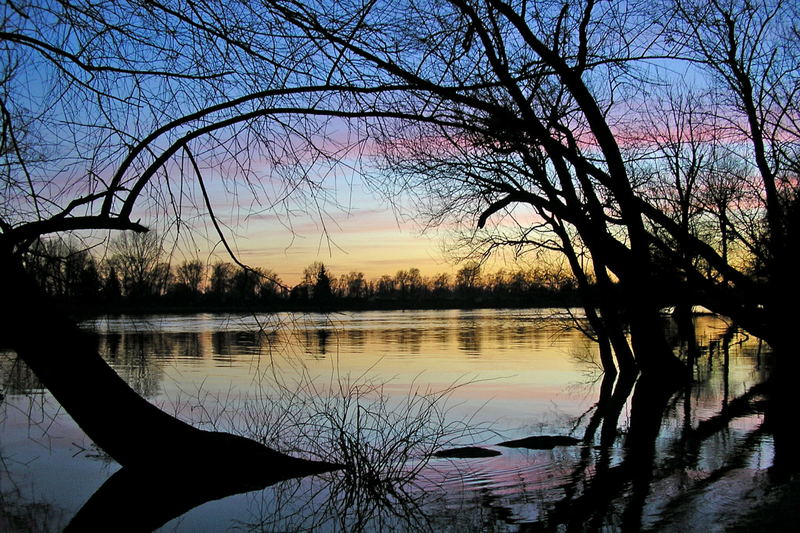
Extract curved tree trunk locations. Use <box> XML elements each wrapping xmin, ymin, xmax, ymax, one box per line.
<box><xmin>1</xmin><ymin>252</ymin><xmax>338</xmax><ymax>475</ymax></box>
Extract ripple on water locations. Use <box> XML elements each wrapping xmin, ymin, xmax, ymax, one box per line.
<box><xmin>425</xmin><ymin>446</ymin><xmax>578</xmax><ymax>497</ymax></box>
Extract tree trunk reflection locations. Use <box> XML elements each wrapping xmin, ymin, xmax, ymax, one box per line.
<box><xmin>66</xmin><ymin>462</ymin><xmax>331</xmax><ymax>532</ymax></box>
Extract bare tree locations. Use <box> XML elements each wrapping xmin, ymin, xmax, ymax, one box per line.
<box><xmin>175</xmin><ymin>259</ymin><xmax>206</xmax><ymax>295</ymax></box>
<box><xmin>260</xmin><ymin>0</ymin><xmax>797</xmax><ymax>374</ymax></box>
<box><xmin>1</xmin><ymin>1</ymin><xmax>797</xmax><ymax>505</ymax></box>
<box><xmin>338</xmin><ymin>271</ymin><xmax>368</xmax><ymax>299</ymax></box>
<box><xmin>1</xmin><ymin>0</ymin><xmax>346</xmax><ymax>496</ymax></box>
<box><xmin>208</xmin><ymin>261</ymin><xmax>235</xmax><ymax>301</ymax></box>
<box><xmin>455</xmin><ymin>261</ymin><xmax>482</xmax><ymax>294</ymax></box>
<box><xmin>108</xmin><ymin>231</ymin><xmax>164</xmax><ymax>299</ymax></box>
<box><xmin>660</xmin><ymin>0</ymin><xmax>800</xmax><ymax>351</ymax></box>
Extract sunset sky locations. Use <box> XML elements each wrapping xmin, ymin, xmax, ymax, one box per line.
<box><xmin>177</xmin><ymin>172</ymin><xmax>462</xmax><ymax>285</ymax></box>
<box><xmin>226</xmin><ymin>201</ymin><xmax>454</xmax><ymax>285</ymax></box>
<box><xmin>161</xmin><ymin>148</ymin><xmax>548</xmax><ymax>285</ymax></box>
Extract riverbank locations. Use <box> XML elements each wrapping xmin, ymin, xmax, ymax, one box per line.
<box><xmin>59</xmin><ymin>292</ymin><xmax>584</xmax><ymax>319</ymax></box>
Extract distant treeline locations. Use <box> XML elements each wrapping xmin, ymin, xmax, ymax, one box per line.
<box><xmin>25</xmin><ymin>233</ymin><xmax>581</xmax><ymax>313</ymax></box>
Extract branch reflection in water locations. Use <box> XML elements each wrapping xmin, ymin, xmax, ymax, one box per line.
<box><xmin>74</xmin><ymin>351</ymin><xmax>493</xmax><ymax>530</ymax></box>
<box><xmin>1</xmin><ymin>309</ymin><xmax>793</xmax><ymax>531</ymax></box>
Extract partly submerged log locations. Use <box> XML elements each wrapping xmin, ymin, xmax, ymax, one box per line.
<box><xmin>433</xmin><ymin>446</ymin><xmax>502</xmax><ymax>458</ymax></box>
<box><xmin>497</xmin><ymin>435</ymin><xmax>582</xmax><ymax>449</ymax></box>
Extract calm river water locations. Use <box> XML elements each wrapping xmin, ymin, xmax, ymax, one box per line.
<box><xmin>0</xmin><ymin>309</ymin><xmax>778</xmax><ymax>531</ymax></box>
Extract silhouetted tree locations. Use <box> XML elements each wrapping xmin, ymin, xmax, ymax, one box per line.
<box><xmin>290</xmin><ymin>283</ymin><xmax>310</xmax><ymax>301</ymax></box>
<box><xmin>225</xmin><ymin>266</ymin><xmax>284</xmax><ymax>304</ymax></box>
<box><xmin>429</xmin><ymin>273</ymin><xmax>451</xmax><ymax>296</ymax></box>
<box><xmin>259</xmin><ymin>0</ymin><xmax>797</xmax><ymax>377</ymax></box>
<box><xmin>75</xmin><ymin>256</ymin><xmax>102</xmax><ymax>302</ymax></box>
<box><xmin>208</xmin><ymin>262</ymin><xmax>235</xmax><ymax>303</ymax></box>
<box><xmin>374</xmin><ymin>275</ymin><xmax>395</xmax><ymax>298</ymax></box>
<box><xmin>257</xmin><ymin>267</ymin><xmax>285</xmax><ymax>302</ymax></box>
<box><xmin>108</xmin><ymin>232</ymin><xmax>164</xmax><ymax>301</ymax></box>
<box><xmin>102</xmin><ymin>265</ymin><xmax>123</xmax><ymax>303</ymax></box>
<box><xmin>312</xmin><ymin>263</ymin><xmax>333</xmax><ymax>304</ymax></box>
<box><xmin>1</xmin><ymin>0</ymin><xmax>795</xmax><ymax>499</ymax></box>
<box><xmin>659</xmin><ymin>0</ymin><xmax>799</xmax><ymax>355</ymax></box>
<box><xmin>231</xmin><ymin>267</ymin><xmax>261</xmax><ymax>302</ymax></box>
<box><xmin>1</xmin><ymin>0</ymin><xmax>340</xmax><ymax>484</ymax></box>
<box><xmin>174</xmin><ymin>259</ymin><xmax>205</xmax><ymax>298</ymax></box>
<box><xmin>338</xmin><ymin>271</ymin><xmax>367</xmax><ymax>299</ymax></box>
<box><xmin>455</xmin><ymin>262</ymin><xmax>482</xmax><ymax>296</ymax></box>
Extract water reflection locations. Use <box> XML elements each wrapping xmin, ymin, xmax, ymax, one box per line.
<box><xmin>65</xmin><ymin>458</ymin><xmax>338</xmax><ymax>532</ymax></box>
<box><xmin>95</xmin><ymin>332</ymin><xmax>169</xmax><ymax>398</ymax></box>
<box><xmin>0</xmin><ymin>310</ymin><xmax>792</xmax><ymax>531</ymax></box>
<box><xmin>457</xmin><ymin>319</ymin><xmax>481</xmax><ymax>356</ymax></box>
<box><xmin>0</xmin><ymin>351</ymin><xmax>43</xmax><ymax>395</ymax></box>
<box><xmin>0</xmin><ymin>485</ymin><xmax>67</xmax><ymax>532</ymax></box>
